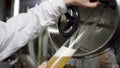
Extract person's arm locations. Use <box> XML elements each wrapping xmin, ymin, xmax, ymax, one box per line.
<box><xmin>0</xmin><ymin>0</ymin><xmax>99</xmax><ymax>61</ymax></box>
<box><xmin>0</xmin><ymin>0</ymin><xmax>66</xmax><ymax>61</ymax></box>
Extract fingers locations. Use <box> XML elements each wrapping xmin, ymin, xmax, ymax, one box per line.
<box><xmin>86</xmin><ymin>1</ymin><xmax>100</xmax><ymax>8</ymax></box>
<box><xmin>37</xmin><ymin>61</ymin><xmax>47</xmax><ymax>68</ymax></box>
<box><xmin>75</xmin><ymin>0</ymin><xmax>100</xmax><ymax>8</ymax></box>
<box><xmin>65</xmin><ymin>0</ymin><xmax>100</xmax><ymax>8</ymax></box>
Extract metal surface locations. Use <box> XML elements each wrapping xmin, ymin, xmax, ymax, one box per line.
<box><xmin>48</xmin><ymin>0</ymin><xmax>120</xmax><ymax>57</ymax></box>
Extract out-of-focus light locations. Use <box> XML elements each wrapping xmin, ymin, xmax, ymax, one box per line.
<box><xmin>13</xmin><ymin>0</ymin><xmax>20</xmax><ymax>16</ymax></box>
<box><xmin>47</xmin><ymin>27</ymin><xmax>59</xmax><ymax>33</ymax></box>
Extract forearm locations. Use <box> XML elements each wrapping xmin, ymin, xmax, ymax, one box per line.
<box><xmin>0</xmin><ymin>0</ymin><xmax>67</xmax><ymax>61</ymax></box>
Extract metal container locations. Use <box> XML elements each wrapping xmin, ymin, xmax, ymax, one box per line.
<box><xmin>48</xmin><ymin>0</ymin><xmax>120</xmax><ymax>57</ymax></box>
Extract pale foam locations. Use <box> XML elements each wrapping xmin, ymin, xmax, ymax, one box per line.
<box><xmin>54</xmin><ymin>46</ymin><xmax>76</xmax><ymax>56</ymax></box>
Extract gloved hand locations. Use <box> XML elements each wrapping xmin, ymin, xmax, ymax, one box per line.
<box><xmin>65</xmin><ymin>0</ymin><xmax>100</xmax><ymax>8</ymax></box>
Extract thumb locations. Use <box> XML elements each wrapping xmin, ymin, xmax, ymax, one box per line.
<box><xmin>37</xmin><ymin>61</ymin><xmax>47</xmax><ymax>68</ymax></box>
<box><xmin>87</xmin><ymin>2</ymin><xmax>100</xmax><ymax>8</ymax></box>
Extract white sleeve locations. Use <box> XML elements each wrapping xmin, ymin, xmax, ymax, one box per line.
<box><xmin>0</xmin><ymin>0</ymin><xmax>67</xmax><ymax>61</ymax></box>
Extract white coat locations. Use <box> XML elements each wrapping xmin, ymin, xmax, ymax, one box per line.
<box><xmin>0</xmin><ymin>0</ymin><xmax>66</xmax><ymax>61</ymax></box>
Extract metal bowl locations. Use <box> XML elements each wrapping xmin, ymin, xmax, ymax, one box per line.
<box><xmin>47</xmin><ymin>0</ymin><xmax>120</xmax><ymax>57</ymax></box>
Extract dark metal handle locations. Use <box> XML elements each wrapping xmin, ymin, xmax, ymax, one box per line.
<box><xmin>58</xmin><ymin>6</ymin><xmax>80</xmax><ymax>38</ymax></box>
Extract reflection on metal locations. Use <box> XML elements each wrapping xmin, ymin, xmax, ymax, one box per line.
<box><xmin>116</xmin><ymin>0</ymin><xmax>120</xmax><ymax>15</ymax></box>
<box><xmin>48</xmin><ymin>0</ymin><xmax>120</xmax><ymax>57</ymax></box>
<box><xmin>28</xmin><ymin>40</ymin><xmax>37</xmax><ymax>66</ymax></box>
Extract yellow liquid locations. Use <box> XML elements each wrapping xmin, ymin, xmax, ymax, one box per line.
<box><xmin>46</xmin><ymin>56</ymin><xmax>71</xmax><ymax>68</ymax></box>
